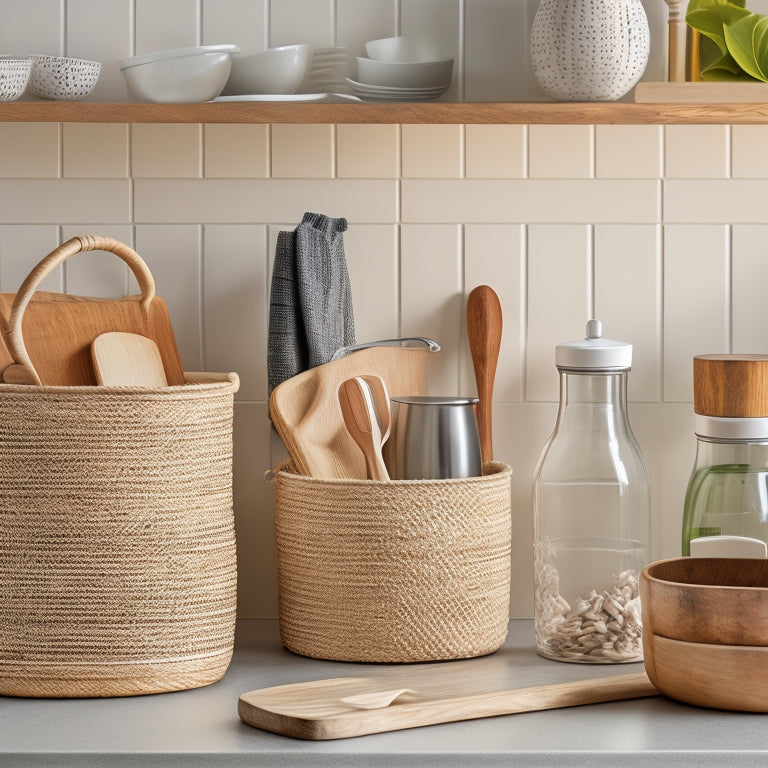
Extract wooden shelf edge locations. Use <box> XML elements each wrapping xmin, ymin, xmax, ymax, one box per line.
<box><xmin>1</xmin><ymin>100</ymin><xmax>768</xmax><ymax>124</ymax></box>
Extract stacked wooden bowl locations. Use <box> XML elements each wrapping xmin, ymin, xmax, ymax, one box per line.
<box><xmin>640</xmin><ymin>557</ymin><xmax>768</xmax><ymax>711</ymax></box>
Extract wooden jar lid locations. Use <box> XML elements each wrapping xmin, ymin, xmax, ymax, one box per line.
<box><xmin>693</xmin><ymin>354</ymin><xmax>768</xmax><ymax>417</ymax></box>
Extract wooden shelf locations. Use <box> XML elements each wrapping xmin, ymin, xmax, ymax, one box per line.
<box><xmin>1</xmin><ymin>100</ymin><xmax>767</xmax><ymax>124</ymax></box>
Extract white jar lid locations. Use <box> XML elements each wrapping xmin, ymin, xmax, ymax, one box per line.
<box><xmin>695</xmin><ymin>414</ymin><xmax>768</xmax><ymax>440</ymax></box>
<box><xmin>555</xmin><ymin>319</ymin><xmax>632</xmax><ymax>371</ymax></box>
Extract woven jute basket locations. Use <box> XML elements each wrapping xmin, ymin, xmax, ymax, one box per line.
<box><xmin>275</xmin><ymin>461</ymin><xmax>512</xmax><ymax>663</ymax></box>
<box><xmin>0</xmin><ymin>237</ymin><xmax>239</xmax><ymax>698</ymax></box>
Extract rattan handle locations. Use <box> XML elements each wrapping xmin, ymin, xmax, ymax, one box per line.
<box><xmin>4</xmin><ymin>235</ymin><xmax>156</xmax><ymax>385</ymax></box>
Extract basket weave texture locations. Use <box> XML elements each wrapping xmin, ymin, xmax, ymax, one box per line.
<box><xmin>275</xmin><ymin>461</ymin><xmax>512</xmax><ymax>662</ymax></box>
<box><xmin>0</xmin><ymin>372</ymin><xmax>239</xmax><ymax>697</ymax></box>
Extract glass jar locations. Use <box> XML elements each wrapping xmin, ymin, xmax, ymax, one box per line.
<box><xmin>682</xmin><ymin>354</ymin><xmax>768</xmax><ymax>558</ymax></box>
<box><xmin>533</xmin><ymin>319</ymin><xmax>650</xmax><ymax>663</ymax></box>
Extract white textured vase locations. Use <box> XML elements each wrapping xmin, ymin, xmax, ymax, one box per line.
<box><xmin>530</xmin><ymin>0</ymin><xmax>650</xmax><ymax>101</ymax></box>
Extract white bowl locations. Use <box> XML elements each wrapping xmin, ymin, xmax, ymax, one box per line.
<box><xmin>119</xmin><ymin>45</ymin><xmax>237</xmax><ymax>103</ymax></box>
<box><xmin>222</xmin><ymin>44</ymin><xmax>312</xmax><ymax>96</ymax></box>
<box><xmin>0</xmin><ymin>57</ymin><xmax>31</xmax><ymax>101</ymax></box>
<box><xmin>355</xmin><ymin>56</ymin><xmax>453</xmax><ymax>89</ymax></box>
<box><xmin>364</xmin><ymin>36</ymin><xmax>444</xmax><ymax>63</ymax></box>
<box><xmin>28</xmin><ymin>55</ymin><xmax>100</xmax><ymax>100</ymax></box>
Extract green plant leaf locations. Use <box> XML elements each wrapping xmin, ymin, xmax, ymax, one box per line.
<box><xmin>687</xmin><ymin>0</ymin><xmax>750</xmax><ymax>55</ymax></box>
<box><xmin>724</xmin><ymin>14</ymin><xmax>768</xmax><ymax>81</ymax></box>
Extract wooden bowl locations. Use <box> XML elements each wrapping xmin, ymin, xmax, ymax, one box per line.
<box><xmin>640</xmin><ymin>557</ymin><xmax>768</xmax><ymax>646</ymax></box>
<box><xmin>645</xmin><ymin>633</ymin><xmax>768</xmax><ymax>712</ymax></box>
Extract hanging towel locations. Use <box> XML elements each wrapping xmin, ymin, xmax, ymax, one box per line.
<box><xmin>268</xmin><ymin>212</ymin><xmax>355</xmax><ymax>394</ymax></box>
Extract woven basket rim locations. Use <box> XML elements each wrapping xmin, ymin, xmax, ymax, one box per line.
<box><xmin>0</xmin><ymin>370</ymin><xmax>239</xmax><ymax>396</ymax></box>
<box><xmin>274</xmin><ymin>459</ymin><xmax>512</xmax><ymax>487</ymax></box>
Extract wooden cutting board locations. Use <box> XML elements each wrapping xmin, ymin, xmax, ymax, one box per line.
<box><xmin>0</xmin><ymin>235</ymin><xmax>185</xmax><ymax>386</ymax></box>
<box><xmin>269</xmin><ymin>346</ymin><xmax>434</xmax><ymax>479</ymax></box>
<box><xmin>239</xmin><ymin>671</ymin><xmax>659</xmax><ymax>740</ymax></box>
<box><xmin>0</xmin><ymin>292</ymin><xmax>185</xmax><ymax>386</ymax></box>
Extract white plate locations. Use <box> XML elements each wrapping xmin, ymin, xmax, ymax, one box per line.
<box><xmin>212</xmin><ymin>93</ymin><xmax>360</xmax><ymax>102</ymax></box>
<box><xmin>345</xmin><ymin>77</ymin><xmax>448</xmax><ymax>96</ymax></box>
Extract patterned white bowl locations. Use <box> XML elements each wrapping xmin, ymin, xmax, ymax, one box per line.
<box><xmin>0</xmin><ymin>57</ymin><xmax>31</xmax><ymax>101</ymax></box>
<box><xmin>28</xmin><ymin>55</ymin><xmax>101</xmax><ymax>100</ymax></box>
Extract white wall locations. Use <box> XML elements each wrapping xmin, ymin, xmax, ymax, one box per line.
<box><xmin>0</xmin><ymin>1</ymin><xmax>765</xmax><ymax>619</ymax></box>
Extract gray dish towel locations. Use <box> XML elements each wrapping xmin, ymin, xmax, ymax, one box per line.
<box><xmin>268</xmin><ymin>212</ymin><xmax>355</xmax><ymax>394</ymax></box>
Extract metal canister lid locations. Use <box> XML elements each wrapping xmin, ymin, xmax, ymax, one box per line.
<box><xmin>555</xmin><ymin>319</ymin><xmax>632</xmax><ymax>371</ymax></box>
<box><xmin>693</xmin><ymin>354</ymin><xmax>768</xmax><ymax>417</ymax></box>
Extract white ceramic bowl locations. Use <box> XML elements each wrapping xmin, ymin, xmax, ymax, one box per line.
<box><xmin>119</xmin><ymin>45</ymin><xmax>237</xmax><ymax>103</ymax></box>
<box><xmin>0</xmin><ymin>57</ymin><xmax>31</xmax><ymax>101</ymax></box>
<box><xmin>223</xmin><ymin>44</ymin><xmax>312</xmax><ymax>96</ymax></box>
<box><xmin>28</xmin><ymin>55</ymin><xmax>100</xmax><ymax>100</ymax></box>
<box><xmin>355</xmin><ymin>56</ymin><xmax>453</xmax><ymax>89</ymax></box>
<box><xmin>364</xmin><ymin>36</ymin><xmax>443</xmax><ymax>63</ymax></box>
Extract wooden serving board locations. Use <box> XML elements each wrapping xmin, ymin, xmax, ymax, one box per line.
<box><xmin>0</xmin><ymin>292</ymin><xmax>185</xmax><ymax>386</ymax></box>
<box><xmin>635</xmin><ymin>81</ymin><xmax>768</xmax><ymax>103</ymax></box>
<box><xmin>269</xmin><ymin>346</ymin><xmax>433</xmax><ymax>479</ymax></box>
<box><xmin>238</xmin><ymin>671</ymin><xmax>659</xmax><ymax>740</ymax></box>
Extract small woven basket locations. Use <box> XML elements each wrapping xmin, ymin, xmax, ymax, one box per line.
<box><xmin>0</xmin><ymin>238</ymin><xmax>239</xmax><ymax>698</ymax></box>
<box><xmin>275</xmin><ymin>461</ymin><xmax>513</xmax><ymax>663</ymax></box>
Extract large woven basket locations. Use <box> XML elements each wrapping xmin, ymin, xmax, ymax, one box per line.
<box><xmin>275</xmin><ymin>461</ymin><xmax>512</xmax><ymax>663</ymax></box>
<box><xmin>0</xmin><ymin>237</ymin><xmax>239</xmax><ymax>698</ymax></box>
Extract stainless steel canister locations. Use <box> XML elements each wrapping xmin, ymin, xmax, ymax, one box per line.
<box><xmin>386</xmin><ymin>395</ymin><xmax>482</xmax><ymax>480</ymax></box>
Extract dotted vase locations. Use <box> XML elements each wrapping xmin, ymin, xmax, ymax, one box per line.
<box><xmin>530</xmin><ymin>0</ymin><xmax>650</xmax><ymax>101</ymax></box>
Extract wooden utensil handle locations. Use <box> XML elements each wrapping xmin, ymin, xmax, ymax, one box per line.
<box><xmin>3</xmin><ymin>235</ymin><xmax>156</xmax><ymax>385</ymax></box>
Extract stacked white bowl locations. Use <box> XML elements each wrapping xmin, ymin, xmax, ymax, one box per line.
<box><xmin>347</xmin><ymin>36</ymin><xmax>452</xmax><ymax>102</ymax></box>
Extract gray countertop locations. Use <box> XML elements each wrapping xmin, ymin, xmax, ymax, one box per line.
<box><xmin>2</xmin><ymin>619</ymin><xmax>767</xmax><ymax>767</ymax></box>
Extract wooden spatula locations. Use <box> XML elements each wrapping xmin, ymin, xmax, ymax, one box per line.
<box><xmin>91</xmin><ymin>332</ymin><xmax>168</xmax><ymax>387</ymax></box>
<box><xmin>239</xmin><ymin>671</ymin><xmax>658</xmax><ymax>740</ymax></box>
<box><xmin>0</xmin><ymin>235</ymin><xmax>185</xmax><ymax>386</ymax></box>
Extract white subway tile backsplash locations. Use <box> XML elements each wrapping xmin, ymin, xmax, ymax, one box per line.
<box><xmin>132</xmin><ymin>124</ymin><xmax>202</xmax><ymax>178</ymax></box>
<box><xmin>400</xmin><ymin>224</ymin><xmax>462</xmax><ymax>394</ymax></box>
<box><xmin>663</xmin><ymin>225</ymin><xmax>729</xmax><ymax>402</ymax></box>
<box><xmin>732</xmin><ymin>225</ymin><xmax>768</xmax><ymax>354</ymax></box>
<box><xmin>732</xmin><ymin>125</ymin><xmax>768</xmax><ymax>178</ymax></box>
<box><xmin>401</xmin><ymin>125</ymin><xmax>463</xmax><ymax>179</ymax></box>
<box><xmin>526</xmin><ymin>225</ymin><xmax>591</xmax><ymax>403</ymax></box>
<box><xmin>594</xmin><ymin>225</ymin><xmax>661</xmax><ymax>402</ymax></box>
<box><xmin>61</xmin><ymin>223</ymin><xmax>133</xmax><ymax>298</ymax></box>
<box><xmin>336</xmin><ymin>124</ymin><xmax>399</xmax><ymax>178</ymax></box>
<box><xmin>665</xmin><ymin>179</ymin><xmax>768</xmax><ymax>223</ymax></box>
<box><xmin>529</xmin><ymin>125</ymin><xmax>592</xmax><ymax>179</ymax></box>
<box><xmin>63</xmin><ymin>124</ymin><xmax>129</xmax><ymax>178</ymax></box>
<box><xmin>271</xmin><ymin>124</ymin><xmax>334</xmax><ymax>178</ymax></box>
<box><xmin>204</xmin><ymin>125</ymin><xmax>269</xmax><ymax>179</ymax></box>
<box><xmin>595</xmin><ymin>125</ymin><xmax>662</xmax><ymax>179</ymax></box>
<box><xmin>336</xmin><ymin>0</ymin><xmax>396</xmax><ymax>57</ymax></box>
<box><xmin>270</xmin><ymin>0</ymin><xmax>333</xmax><ymax>46</ymax></box>
<box><xmin>135</xmin><ymin>0</ymin><xmax>199</xmax><ymax>54</ymax></box>
<box><xmin>202</xmin><ymin>0</ymin><xmax>267</xmax><ymax>52</ymax></box>
<box><xmin>0</xmin><ymin>225</ymin><xmax>62</xmax><ymax>294</ymax></box>
<box><xmin>203</xmin><ymin>225</ymin><xmax>268</xmax><ymax>401</ymax></box>
<box><xmin>134</xmin><ymin>179</ymin><xmax>398</xmax><ymax>224</ymax></box>
<box><xmin>0</xmin><ymin>0</ymin><xmax>62</xmax><ymax>57</ymax></box>
<box><xmin>664</xmin><ymin>125</ymin><xmax>729</xmax><ymax>179</ymax></box>
<box><xmin>403</xmin><ymin>179</ymin><xmax>659</xmax><ymax>223</ymax></box>
<box><xmin>0</xmin><ymin>180</ymin><xmax>129</xmax><ymax>224</ymax></box>
<box><xmin>0</xmin><ymin>123</ymin><xmax>59</xmax><ymax>177</ymax></box>
<box><xmin>465</xmin><ymin>125</ymin><xmax>526</xmax><ymax>179</ymax></box>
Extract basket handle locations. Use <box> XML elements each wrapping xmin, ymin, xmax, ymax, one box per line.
<box><xmin>3</xmin><ymin>235</ymin><xmax>156</xmax><ymax>385</ymax></box>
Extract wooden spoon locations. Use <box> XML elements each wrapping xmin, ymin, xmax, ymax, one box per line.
<box><xmin>466</xmin><ymin>285</ymin><xmax>502</xmax><ymax>465</ymax></box>
<box><xmin>91</xmin><ymin>331</ymin><xmax>168</xmax><ymax>387</ymax></box>
<box><xmin>338</xmin><ymin>376</ymin><xmax>390</xmax><ymax>481</ymax></box>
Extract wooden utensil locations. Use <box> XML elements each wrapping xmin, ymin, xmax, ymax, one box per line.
<box><xmin>91</xmin><ymin>332</ymin><xmax>168</xmax><ymax>387</ymax></box>
<box><xmin>466</xmin><ymin>285</ymin><xmax>502</xmax><ymax>465</ymax></box>
<box><xmin>0</xmin><ymin>235</ymin><xmax>185</xmax><ymax>386</ymax></box>
<box><xmin>338</xmin><ymin>376</ymin><xmax>390</xmax><ymax>481</ymax></box>
<box><xmin>269</xmin><ymin>345</ymin><xmax>436</xmax><ymax>479</ymax></box>
<box><xmin>239</xmin><ymin>671</ymin><xmax>658</xmax><ymax>740</ymax></box>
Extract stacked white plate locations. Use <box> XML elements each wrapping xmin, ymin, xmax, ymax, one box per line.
<box><xmin>298</xmin><ymin>46</ymin><xmax>350</xmax><ymax>93</ymax></box>
<box><xmin>349</xmin><ymin>36</ymin><xmax>452</xmax><ymax>102</ymax></box>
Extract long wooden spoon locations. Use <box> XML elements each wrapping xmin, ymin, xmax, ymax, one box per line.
<box><xmin>338</xmin><ymin>376</ymin><xmax>390</xmax><ymax>481</ymax></box>
<box><xmin>466</xmin><ymin>285</ymin><xmax>502</xmax><ymax>465</ymax></box>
